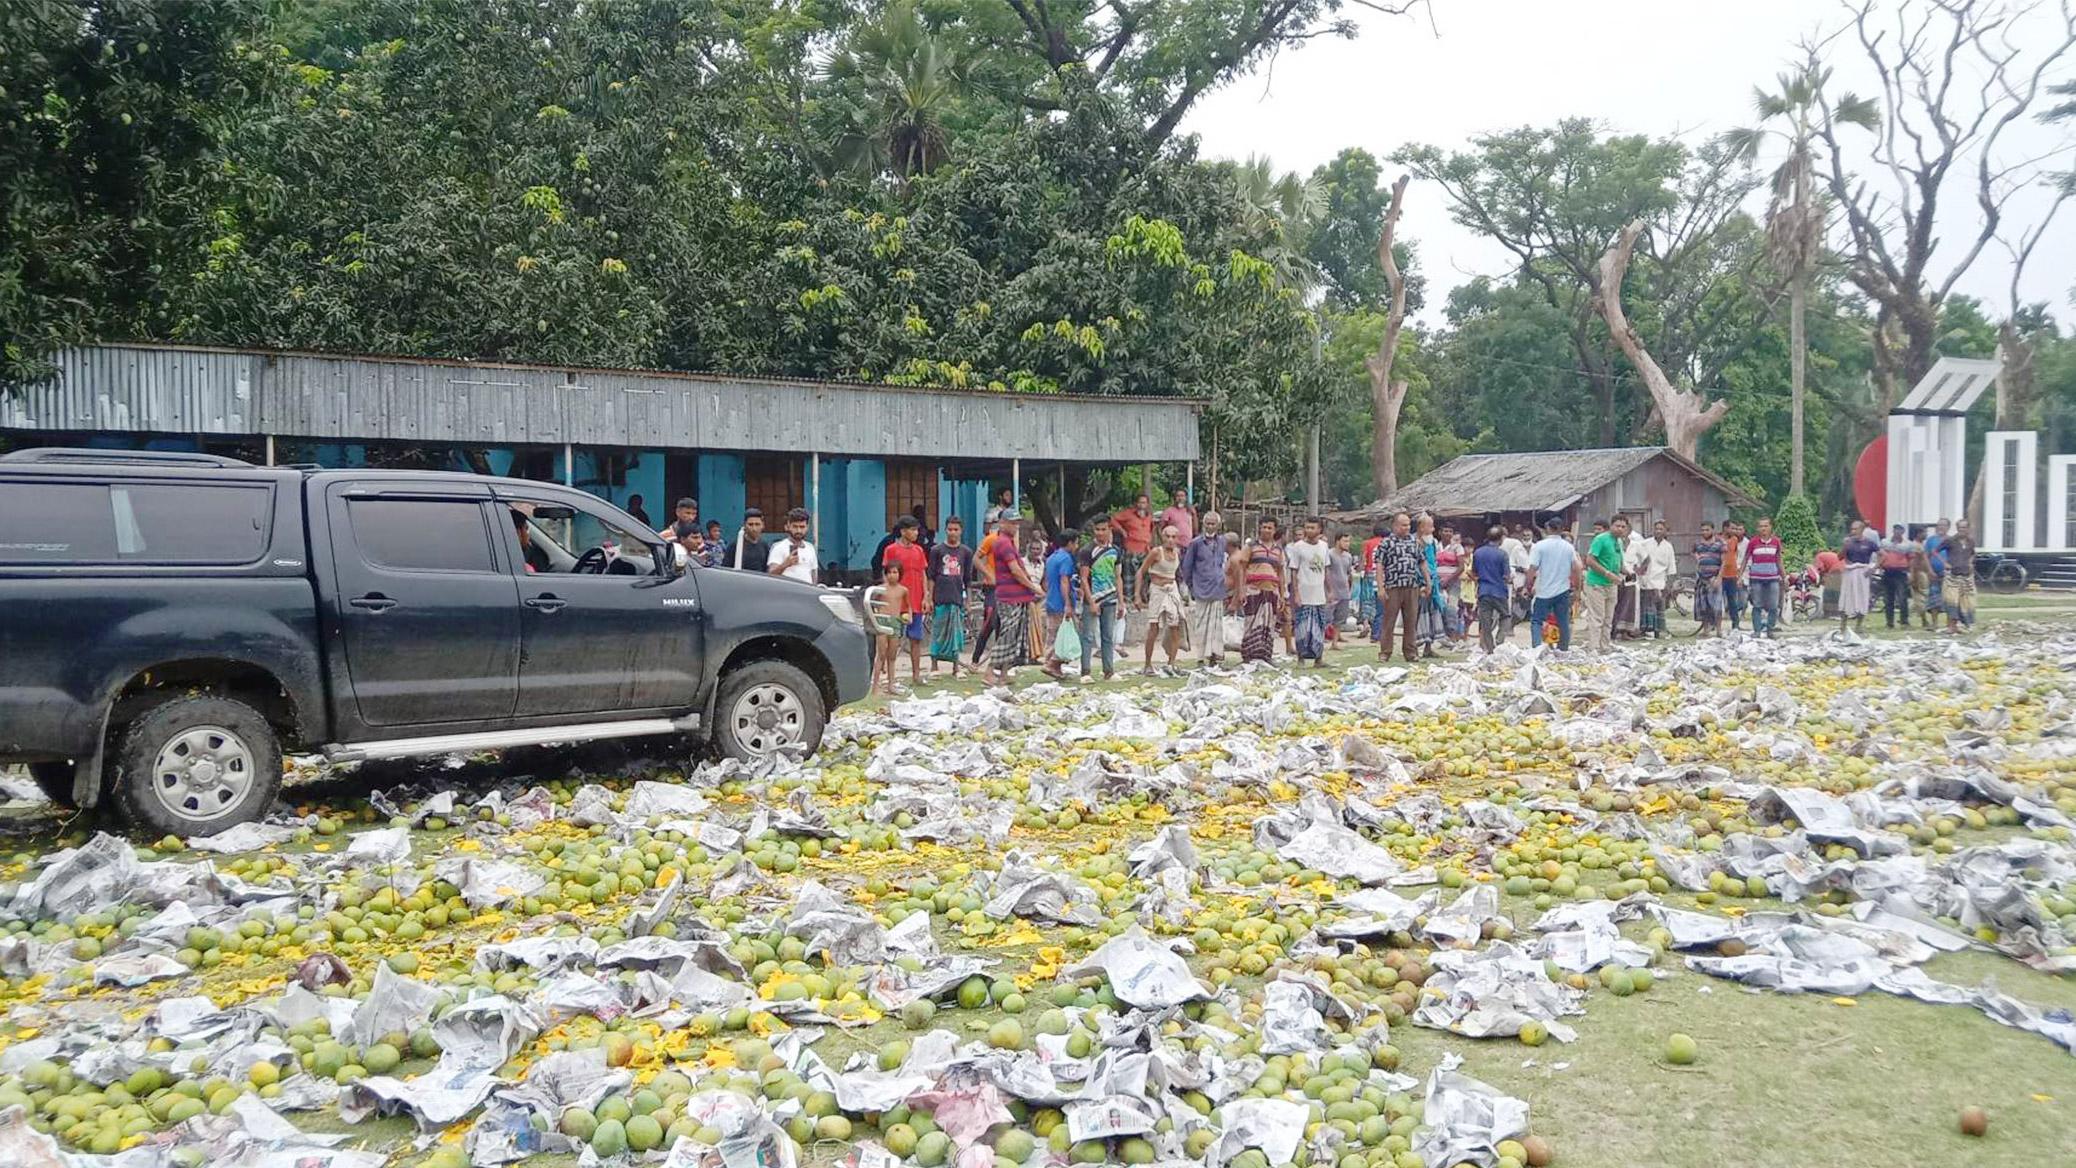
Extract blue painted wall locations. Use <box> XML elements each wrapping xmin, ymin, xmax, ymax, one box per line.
<box><xmin>940</xmin><ymin>476</ymin><xmax>991</xmax><ymax>536</ymax></box>
<box><xmin>827</xmin><ymin>457</ymin><xmax>887</xmax><ymax>574</ymax></box>
<box><xmin>813</xmin><ymin>457</ymin><xmax>846</xmax><ymax>567</ymax></box>
<box><xmin>696</xmin><ymin>454</ymin><xmax>747</xmax><ymax>534</ymax></box>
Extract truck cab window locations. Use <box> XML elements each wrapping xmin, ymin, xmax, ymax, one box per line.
<box><xmin>348</xmin><ymin>498</ymin><xmax>495</xmax><ymax>573</ymax></box>
<box><xmin>506</xmin><ymin>500</ymin><xmax>653</xmax><ymax>576</ymax></box>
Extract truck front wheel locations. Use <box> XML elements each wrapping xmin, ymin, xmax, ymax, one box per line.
<box><xmin>711</xmin><ymin>660</ymin><xmax>826</xmax><ymax>762</ymax></box>
<box><xmin>110</xmin><ymin>695</ymin><xmax>283</xmax><ymax>837</ymax></box>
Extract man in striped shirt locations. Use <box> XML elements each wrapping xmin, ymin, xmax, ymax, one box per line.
<box><xmin>1739</xmin><ymin>516</ymin><xmax>1786</xmax><ymax>638</ymax></box>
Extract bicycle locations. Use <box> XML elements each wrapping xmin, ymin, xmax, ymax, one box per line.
<box><xmin>1979</xmin><ymin>556</ymin><xmax>2027</xmax><ymax>594</ymax></box>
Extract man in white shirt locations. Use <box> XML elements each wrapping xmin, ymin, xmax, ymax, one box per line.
<box><xmin>1286</xmin><ymin>517</ymin><xmax>1333</xmax><ymax>667</ymax></box>
<box><xmin>1635</xmin><ymin>519</ymin><xmax>1677</xmax><ymax>639</ymax></box>
<box><xmin>1523</xmin><ymin>517</ymin><xmax>1583</xmax><ymax>651</ymax></box>
<box><xmin>1502</xmin><ymin>524</ymin><xmax>1532</xmax><ymax>622</ymax></box>
<box><xmin>768</xmin><ymin>507</ymin><xmax>819</xmax><ymax>584</ymax></box>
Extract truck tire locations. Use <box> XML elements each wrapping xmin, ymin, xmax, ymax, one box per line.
<box><xmin>711</xmin><ymin>660</ymin><xmax>826</xmax><ymax>762</ymax></box>
<box><xmin>27</xmin><ymin>762</ymin><xmax>76</xmax><ymax>807</ymax></box>
<box><xmin>109</xmin><ymin>695</ymin><xmax>282</xmax><ymax>837</ymax></box>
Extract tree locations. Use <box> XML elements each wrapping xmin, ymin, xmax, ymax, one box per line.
<box><xmin>996</xmin><ymin>0</ymin><xmax>1433</xmax><ymax>147</ymax></box>
<box><xmin>826</xmin><ymin>1</ymin><xmax>971</xmax><ymax>182</ymax></box>
<box><xmin>1594</xmin><ymin>220</ymin><xmax>1731</xmax><ymax>459</ymax></box>
<box><xmin>1721</xmin><ymin>53</ymin><xmax>1877</xmax><ymax>496</ymax></box>
<box><xmin>1398</xmin><ymin>122</ymin><xmax>1758</xmax><ymax>448</ymax></box>
<box><xmin>1367</xmin><ymin>176</ymin><xmax>1411</xmax><ymax>498</ymax></box>
<box><xmin>1223</xmin><ymin>155</ymin><xmax>1326</xmax><ymax>288</ymax></box>
<box><xmin>1304</xmin><ymin>148</ymin><xmax>1423</xmax><ymax>310</ymax></box>
<box><xmin>1</xmin><ymin>0</ymin><xmax>268</xmax><ymax>386</ymax></box>
<box><xmin>1818</xmin><ymin>0</ymin><xmax>2076</xmax><ymax>409</ymax></box>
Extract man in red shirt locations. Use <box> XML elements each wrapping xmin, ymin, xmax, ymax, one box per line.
<box><xmin>1111</xmin><ymin>494</ymin><xmax>1156</xmax><ymax>612</ymax></box>
<box><xmin>881</xmin><ymin>516</ymin><xmax>931</xmax><ymax>688</ymax></box>
<box><xmin>1159</xmin><ymin>488</ymin><xmax>1196</xmax><ymax>545</ymax></box>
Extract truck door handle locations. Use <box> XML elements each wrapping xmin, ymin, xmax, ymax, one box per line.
<box><xmin>349</xmin><ymin>594</ymin><xmax>398</xmax><ymax>612</ymax></box>
<box><xmin>525</xmin><ymin>595</ymin><xmax>567</xmax><ymax>614</ymax></box>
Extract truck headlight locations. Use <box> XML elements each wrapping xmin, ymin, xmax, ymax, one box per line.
<box><xmin>819</xmin><ymin>594</ymin><xmax>864</xmax><ymax>625</ymax></box>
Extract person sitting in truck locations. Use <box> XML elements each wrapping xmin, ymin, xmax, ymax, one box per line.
<box><xmin>513</xmin><ymin>509</ymin><xmax>553</xmax><ymax>574</ymax></box>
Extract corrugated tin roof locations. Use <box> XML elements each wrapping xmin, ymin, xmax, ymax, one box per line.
<box><xmin>1335</xmin><ymin>447</ymin><xmax>1754</xmax><ymax>518</ymax></box>
<box><xmin>1</xmin><ymin>344</ymin><xmax>1204</xmax><ymax>463</ymax></box>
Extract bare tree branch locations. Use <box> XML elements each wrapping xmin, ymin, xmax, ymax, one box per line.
<box><xmin>1820</xmin><ymin>0</ymin><xmax>2076</xmax><ymax>404</ymax></box>
<box><xmin>1368</xmin><ymin>175</ymin><xmax>1412</xmax><ymax>500</ymax></box>
<box><xmin>1594</xmin><ymin>220</ymin><xmax>1730</xmax><ymax>459</ymax></box>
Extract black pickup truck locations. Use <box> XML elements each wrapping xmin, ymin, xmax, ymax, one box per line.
<box><xmin>0</xmin><ymin>448</ymin><xmax>872</xmax><ymax>835</ymax></box>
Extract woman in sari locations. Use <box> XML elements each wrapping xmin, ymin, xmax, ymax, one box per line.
<box><xmin>1240</xmin><ymin>519</ymin><xmax>1286</xmax><ymax>664</ymax></box>
<box><xmin>1415</xmin><ymin>514</ymin><xmax>1446</xmax><ymax>658</ymax></box>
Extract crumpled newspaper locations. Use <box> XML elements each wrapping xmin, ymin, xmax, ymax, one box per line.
<box><xmin>1269</xmin><ymin>819</ymin><xmax>1403</xmax><ymax>885</ymax></box>
<box><xmin>11</xmin><ymin>832</ymin><xmax>139</xmax><ymax>918</ymax></box>
<box><xmin>1533</xmin><ymin>896</ymin><xmax>1656</xmax><ymax>973</ymax></box>
<box><xmin>189</xmin><ymin>822</ymin><xmax>299</xmax><ymax>854</ymax></box>
<box><xmin>1413</xmin><ymin>942</ymin><xmax>1583</xmax><ymax>1043</ymax></box>
<box><xmin>658</xmin><ymin>1091</ymin><xmax>802</xmax><ymax>1168</ymax></box>
<box><xmin>345</xmin><ymin>962</ymin><xmax>441</xmax><ymax>1047</ymax></box>
<box><xmin>1411</xmin><ymin>1055</ymin><xmax>1531</xmax><ymax>1168</ymax></box>
<box><xmin>1210</xmin><ymin>1097</ymin><xmax>1308</xmax><ymax>1167</ymax></box>
<box><xmin>1062</xmin><ymin>926</ymin><xmax>1209</xmax><ymax>1009</ymax></box>
<box><xmin>432</xmin><ymin>856</ymin><xmax>546</xmax><ymax>909</ymax></box>
<box><xmin>1259</xmin><ymin>971</ymin><xmax>1359</xmax><ymax>1054</ymax></box>
<box><xmin>340</xmin><ymin>995</ymin><xmax>541</xmax><ymax>1128</ymax></box>
<box><xmin>785</xmin><ymin>881</ymin><xmax>887</xmax><ymax>967</ymax></box>
<box><xmin>1127</xmin><ymin>825</ymin><xmax>1198</xmax><ymax>878</ymax></box>
<box><xmin>981</xmin><ymin>851</ymin><xmax>1102</xmax><ymax>926</ymax></box>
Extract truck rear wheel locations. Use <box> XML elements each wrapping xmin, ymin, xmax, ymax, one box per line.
<box><xmin>711</xmin><ymin>660</ymin><xmax>826</xmax><ymax>762</ymax></box>
<box><xmin>110</xmin><ymin>695</ymin><xmax>282</xmax><ymax>837</ymax></box>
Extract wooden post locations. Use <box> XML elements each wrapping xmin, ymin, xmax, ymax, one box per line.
<box><xmin>810</xmin><ymin>453</ymin><xmax>821</xmax><ymax>546</ymax></box>
<box><xmin>264</xmin><ymin>435</ymin><xmax>276</xmax><ymax>467</ymax></box>
<box><xmin>563</xmin><ymin>443</ymin><xmax>574</xmax><ymax>486</ymax></box>
<box><xmin>1307</xmin><ymin>424</ymin><xmax>1320</xmax><ymax>513</ymax></box>
<box><xmin>1011</xmin><ymin>457</ymin><xmax>1021</xmax><ymax>512</ymax></box>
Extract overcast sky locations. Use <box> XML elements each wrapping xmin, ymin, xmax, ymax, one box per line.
<box><xmin>1183</xmin><ymin>0</ymin><xmax>2075</xmax><ymax>327</ymax></box>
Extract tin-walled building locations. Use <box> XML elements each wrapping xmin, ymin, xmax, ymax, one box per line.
<box><xmin>1</xmin><ymin>344</ymin><xmax>1203</xmax><ymax>581</ymax></box>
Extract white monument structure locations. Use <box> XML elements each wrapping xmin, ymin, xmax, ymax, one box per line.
<box><xmin>1887</xmin><ymin>355</ymin><xmax>2073</xmax><ymax>560</ymax></box>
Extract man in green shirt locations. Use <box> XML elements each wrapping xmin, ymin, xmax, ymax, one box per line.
<box><xmin>1581</xmin><ymin>515</ymin><xmax>1629</xmax><ymax>653</ymax></box>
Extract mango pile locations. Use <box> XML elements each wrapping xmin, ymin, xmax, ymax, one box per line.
<box><xmin>0</xmin><ymin>633</ymin><xmax>2071</xmax><ymax>1168</ymax></box>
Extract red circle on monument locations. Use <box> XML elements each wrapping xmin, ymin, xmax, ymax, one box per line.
<box><xmin>1852</xmin><ymin>436</ymin><xmax>1887</xmax><ymax>530</ymax></box>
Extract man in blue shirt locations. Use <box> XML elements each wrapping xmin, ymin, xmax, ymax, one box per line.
<box><xmin>1471</xmin><ymin>524</ymin><xmax>1514</xmax><ymax>652</ymax></box>
<box><xmin>1176</xmin><ymin>512</ymin><xmax>1229</xmax><ymax>667</ymax></box>
<box><xmin>1524</xmin><ymin>516</ymin><xmax>1583</xmax><ymax>651</ymax></box>
<box><xmin>1040</xmin><ymin>529</ymin><xmax>1081</xmax><ymax>680</ymax></box>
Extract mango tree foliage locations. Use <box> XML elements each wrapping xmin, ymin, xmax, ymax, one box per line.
<box><xmin>3</xmin><ymin>0</ymin><xmax>1345</xmax><ymax>494</ymax></box>
<box><xmin>0</xmin><ymin>0</ymin><xmax>269</xmax><ymax>384</ymax></box>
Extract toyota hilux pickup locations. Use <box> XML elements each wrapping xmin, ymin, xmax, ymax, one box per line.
<box><xmin>0</xmin><ymin>448</ymin><xmax>871</xmax><ymax>835</ymax></box>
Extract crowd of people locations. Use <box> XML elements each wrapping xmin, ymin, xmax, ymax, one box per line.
<box><xmin>643</xmin><ymin>488</ymin><xmax>1987</xmax><ymax>694</ymax></box>
<box><xmin>1819</xmin><ymin>517</ymin><xmax>1977</xmax><ymax>634</ymax></box>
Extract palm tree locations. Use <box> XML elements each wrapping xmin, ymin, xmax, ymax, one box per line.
<box><xmin>1721</xmin><ymin>54</ymin><xmax>1877</xmax><ymax>497</ymax></box>
<box><xmin>1227</xmin><ymin>155</ymin><xmax>1326</xmax><ymax>290</ymax></box>
<box><xmin>826</xmin><ymin>1</ymin><xmax>968</xmax><ymax>182</ymax></box>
